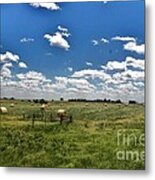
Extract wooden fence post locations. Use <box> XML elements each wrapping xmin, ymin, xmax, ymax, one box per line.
<box><xmin>32</xmin><ymin>113</ymin><xmax>35</xmax><ymax>128</ymax></box>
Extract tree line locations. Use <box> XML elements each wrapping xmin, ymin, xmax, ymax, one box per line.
<box><xmin>2</xmin><ymin>97</ymin><xmax>138</xmax><ymax>104</ymax></box>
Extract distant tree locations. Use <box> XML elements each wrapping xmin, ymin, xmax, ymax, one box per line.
<box><xmin>115</xmin><ymin>99</ymin><xmax>122</xmax><ymax>104</ymax></box>
<box><xmin>102</xmin><ymin>99</ymin><xmax>111</xmax><ymax>103</ymax></box>
<box><xmin>3</xmin><ymin>97</ymin><xmax>8</xmax><ymax>100</ymax></box>
<box><xmin>40</xmin><ymin>99</ymin><xmax>47</xmax><ymax>104</ymax></box>
<box><xmin>103</xmin><ymin>99</ymin><xmax>106</xmax><ymax>102</ymax></box>
<box><xmin>10</xmin><ymin>97</ymin><xmax>15</xmax><ymax>100</ymax></box>
<box><xmin>33</xmin><ymin>99</ymin><xmax>39</xmax><ymax>103</ymax></box>
<box><xmin>129</xmin><ymin>100</ymin><xmax>137</xmax><ymax>104</ymax></box>
<box><xmin>60</xmin><ymin>97</ymin><xmax>64</xmax><ymax>102</ymax></box>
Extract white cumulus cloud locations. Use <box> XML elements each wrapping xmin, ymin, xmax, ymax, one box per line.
<box><xmin>71</xmin><ymin>69</ymin><xmax>111</xmax><ymax>81</ymax></box>
<box><xmin>92</xmin><ymin>37</ymin><xmax>109</xmax><ymax>46</ymax></box>
<box><xmin>68</xmin><ymin>67</ymin><xmax>73</xmax><ymax>72</ymax></box>
<box><xmin>1</xmin><ymin>65</ymin><xmax>12</xmax><ymax>78</ymax></box>
<box><xmin>86</xmin><ymin>62</ymin><xmax>93</xmax><ymax>66</ymax></box>
<box><xmin>101</xmin><ymin>38</ymin><xmax>109</xmax><ymax>43</ymax></box>
<box><xmin>44</xmin><ymin>31</ymin><xmax>70</xmax><ymax>51</ymax></box>
<box><xmin>0</xmin><ymin>51</ymin><xmax>19</xmax><ymax>63</ymax></box>
<box><xmin>16</xmin><ymin>71</ymin><xmax>51</xmax><ymax>82</ymax></box>
<box><xmin>111</xmin><ymin>36</ymin><xmax>136</xmax><ymax>42</ymax></box>
<box><xmin>20</xmin><ymin>37</ymin><xmax>34</xmax><ymax>43</ymax></box>
<box><xmin>92</xmin><ymin>40</ymin><xmax>99</xmax><ymax>46</ymax></box>
<box><xmin>104</xmin><ymin>61</ymin><xmax>126</xmax><ymax>71</ymax></box>
<box><xmin>124</xmin><ymin>41</ymin><xmax>145</xmax><ymax>54</ymax></box>
<box><xmin>113</xmin><ymin>69</ymin><xmax>144</xmax><ymax>82</ymax></box>
<box><xmin>126</xmin><ymin>56</ymin><xmax>144</xmax><ymax>70</ymax></box>
<box><xmin>57</xmin><ymin>25</ymin><xmax>71</xmax><ymax>37</ymax></box>
<box><xmin>19</xmin><ymin>62</ymin><xmax>28</xmax><ymax>69</ymax></box>
<box><xmin>54</xmin><ymin>76</ymin><xmax>96</xmax><ymax>93</ymax></box>
<box><xmin>58</xmin><ymin>25</ymin><xmax>68</xmax><ymax>32</ymax></box>
<box><xmin>30</xmin><ymin>2</ymin><xmax>60</xmax><ymax>11</ymax></box>
<box><xmin>2</xmin><ymin>62</ymin><xmax>13</xmax><ymax>68</ymax></box>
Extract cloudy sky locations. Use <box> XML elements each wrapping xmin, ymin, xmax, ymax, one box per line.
<box><xmin>0</xmin><ymin>0</ymin><xmax>145</xmax><ymax>102</ymax></box>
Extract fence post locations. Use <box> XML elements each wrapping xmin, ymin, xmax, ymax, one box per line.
<box><xmin>32</xmin><ymin>113</ymin><xmax>35</xmax><ymax>128</ymax></box>
<box><xmin>69</xmin><ymin>115</ymin><xmax>73</xmax><ymax>123</ymax></box>
<box><xmin>50</xmin><ymin>113</ymin><xmax>53</xmax><ymax>122</ymax></box>
<box><xmin>45</xmin><ymin>112</ymin><xmax>46</xmax><ymax>127</ymax></box>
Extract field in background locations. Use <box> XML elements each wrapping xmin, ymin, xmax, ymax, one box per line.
<box><xmin>0</xmin><ymin>100</ymin><xmax>145</xmax><ymax>169</ymax></box>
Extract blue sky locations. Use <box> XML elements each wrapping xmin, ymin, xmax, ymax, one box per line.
<box><xmin>0</xmin><ymin>1</ymin><xmax>145</xmax><ymax>102</ymax></box>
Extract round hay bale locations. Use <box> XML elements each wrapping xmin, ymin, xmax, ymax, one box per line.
<box><xmin>85</xmin><ymin>103</ymin><xmax>89</xmax><ymax>107</ymax></box>
<box><xmin>123</xmin><ymin>103</ymin><xmax>128</xmax><ymax>106</ymax></box>
<box><xmin>104</xmin><ymin>103</ymin><xmax>108</xmax><ymax>107</ymax></box>
<box><xmin>0</xmin><ymin>107</ymin><xmax>8</xmax><ymax>114</ymax></box>
<box><xmin>40</xmin><ymin>104</ymin><xmax>47</xmax><ymax>110</ymax></box>
<box><xmin>57</xmin><ymin>109</ymin><xmax>66</xmax><ymax>117</ymax></box>
<box><xmin>10</xmin><ymin>103</ymin><xmax>15</xmax><ymax>107</ymax></box>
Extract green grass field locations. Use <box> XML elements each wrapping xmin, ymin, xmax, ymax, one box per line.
<box><xmin>0</xmin><ymin>100</ymin><xmax>145</xmax><ymax>169</ymax></box>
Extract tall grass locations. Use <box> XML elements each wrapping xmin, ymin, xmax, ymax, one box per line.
<box><xmin>0</xmin><ymin>100</ymin><xmax>145</xmax><ymax>169</ymax></box>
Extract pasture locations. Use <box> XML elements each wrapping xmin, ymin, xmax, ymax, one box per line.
<box><xmin>0</xmin><ymin>100</ymin><xmax>145</xmax><ymax>169</ymax></box>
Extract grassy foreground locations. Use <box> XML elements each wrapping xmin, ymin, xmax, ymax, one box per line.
<box><xmin>0</xmin><ymin>100</ymin><xmax>145</xmax><ymax>169</ymax></box>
